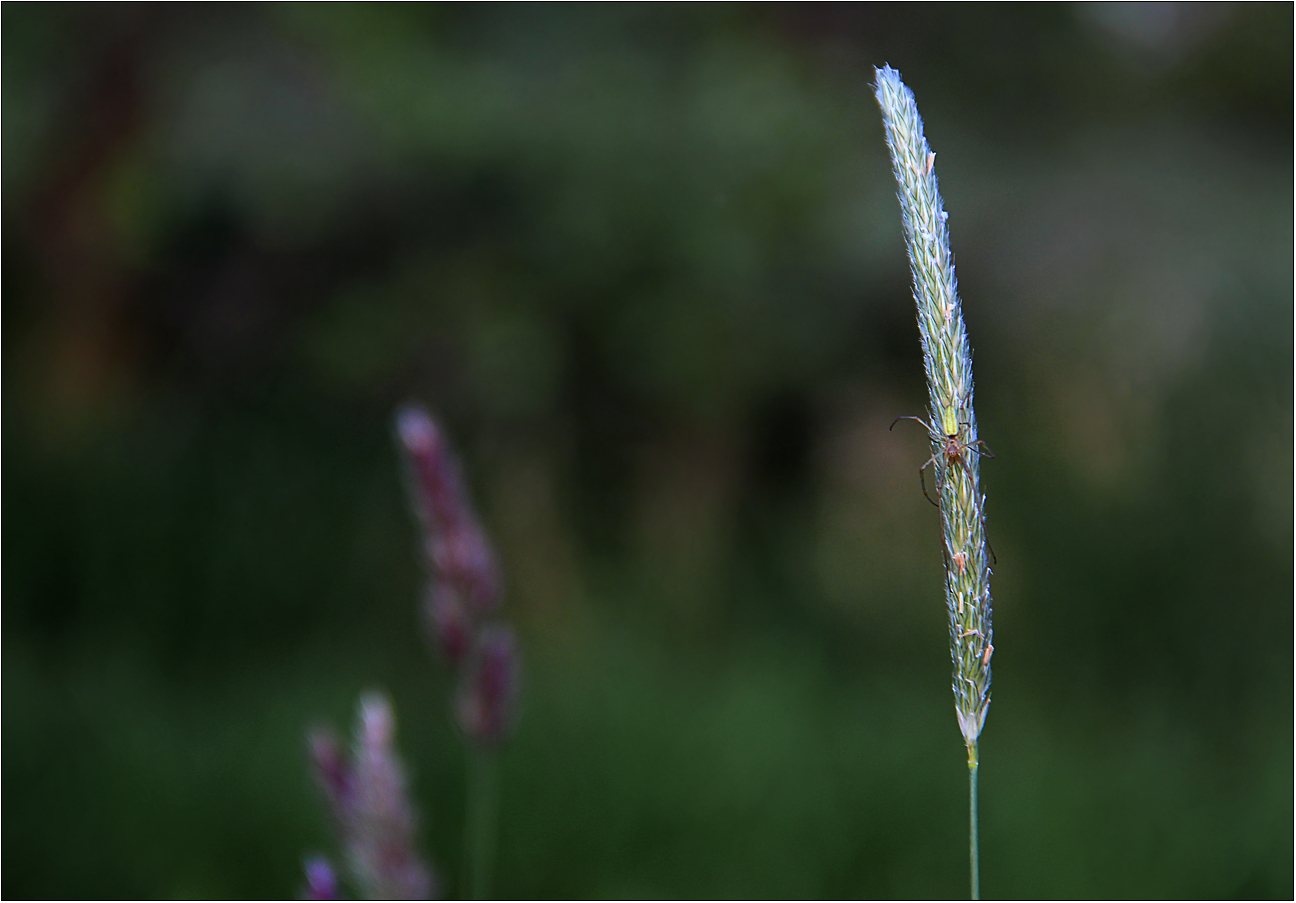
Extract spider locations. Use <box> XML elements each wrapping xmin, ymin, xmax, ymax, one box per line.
<box><xmin>890</xmin><ymin>409</ymin><xmax>998</xmax><ymax>569</ymax></box>
<box><xmin>889</xmin><ymin>409</ymin><xmax>994</xmax><ymax>507</ymax></box>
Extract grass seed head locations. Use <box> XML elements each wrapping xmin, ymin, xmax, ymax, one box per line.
<box><xmin>875</xmin><ymin>65</ymin><xmax>994</xmax><ymax>749</ymax></box>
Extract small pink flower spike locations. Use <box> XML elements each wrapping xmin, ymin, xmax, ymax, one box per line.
<box><xmin>344</xmin><ymin>693</ymin><xmax>436</xmax><ymax>901</ymax></box>
<box><xmin>309</xmin><ymin>694</ymin><xmax>437</xmax><ymax>900</ymax></box>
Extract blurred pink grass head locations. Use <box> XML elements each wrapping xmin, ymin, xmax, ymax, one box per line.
<box><xmin>395</xmin><ymin>403</ymin><xmax>520</xmax><ymax>748</ymax></box>
<box><xmin>309</xmin><ymin>693</ymin><xmax>436</xmax><ymax>900</ymax></box>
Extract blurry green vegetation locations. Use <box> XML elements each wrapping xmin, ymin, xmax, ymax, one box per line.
<box><xmin>3</xmin><ymin>5</ymin><xmax>1291</xmax><ymax>899</ymax></box>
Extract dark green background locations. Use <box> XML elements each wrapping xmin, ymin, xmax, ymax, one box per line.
<box><xmin>4</xmin><ymin>5</ymin><xmax>1291</xmax><ymax>899</ymax></box>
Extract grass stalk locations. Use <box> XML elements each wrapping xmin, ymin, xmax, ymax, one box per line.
<box><xmin>969</xmin><ymin>742</ymin><xmax>980</xmax><ymax>900</ymax></box>
<box><xmin>463</xmin><ymin>746</ymin><xmax>499</xmax><ymax>900</ymax></box>
<box><xmin>874</xmin><ymin>65</ymin><xmax>994</xmax><ymax>901</ymax></box>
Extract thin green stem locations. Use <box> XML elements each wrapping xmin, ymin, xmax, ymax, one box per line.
<box><xmin>968</xmin><ymin>741</ymin><xmax>980</xmax><ymax>901</ymax></box>
<box><xmin>463</xmin><ymin>746</ymin><xmax>499</xmax><ymax>900</ymax></box>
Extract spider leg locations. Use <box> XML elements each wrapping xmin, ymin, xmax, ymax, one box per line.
<box><xmin>890</xmin><ymin>415</ymin><xmax>932</xmax><ymax>433</ymax></box>
<box><xmin>954</xmin><ymin>422</ymin><xmax>995</xmax><ymax>459</ymax></box>
<box><xmin>918</xmin><ymin>454</ymin><xmax>940</xmax><ymax>507</ymax></box>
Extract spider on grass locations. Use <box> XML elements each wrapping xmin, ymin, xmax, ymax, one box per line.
<box><xmin>890</xmin><ymin>408</ymin><xmax>997</xmax><ymax>566</ymax></box>
<box><xmin>889</xmin><ymin>408</ymin><xmax>994</xmax><ymax>505</ymax></box>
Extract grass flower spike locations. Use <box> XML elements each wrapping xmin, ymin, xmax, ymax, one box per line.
<box><xmin>395</xmin><ymin>403</ymin><xmax>519</xmax><ymax>899</ymax></box>
<box><xmin>309</xmin><ymin>693</ymin><xmax>436</xmax><ymax>900</ymax></box>
<box><xmin>874</xmin><ymin>64</ymin><xmax>994</xmax><ymax>899</ymax></box>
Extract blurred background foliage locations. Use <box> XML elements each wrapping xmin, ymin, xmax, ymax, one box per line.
<box><xmin>2</xmin><ymin>4</ymin><xmax>1291</xmax><ymax>899</ymax></box>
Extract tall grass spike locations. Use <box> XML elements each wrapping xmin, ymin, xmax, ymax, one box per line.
<box><xmin>873</xmin><ymin>65</ymin><xmax>994</xmax><ymax>757</ymax></box>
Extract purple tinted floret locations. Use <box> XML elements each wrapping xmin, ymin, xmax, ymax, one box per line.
<box><xmin>424</xmin><ymin>581</ymin><xmax>472</xmax><ymax>664</ymax></box>
<box><xmin>396</xmin><ymin>406</ymin><xmax>467</xmax><ymax>535</ymax></box>
<box><xmin>309</xmin><ymin>728</ymin><xmax>352</xmax><ymax>812</ymax></box>
<box><xmin>395</xmin><ymin>404</ymin><xmax>502</xmax><ymax>616</ymax></box>
<box><xmin>426</xmin><ymin>529</ymin><xmax>501</xmax><ymax>613</ymax></box>
<box><xmin>302</xmin><ymin>856</ymin><xmax>338</xmax><ymax>900</ymax></box>
<box><xmin>456</xmin><ymin>626</ymin><xmax>519</xmax><ymax>747</ymax></box>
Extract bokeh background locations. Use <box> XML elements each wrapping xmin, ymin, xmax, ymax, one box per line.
<box><xmin>3</xmin><ymin>4</ymin><xmax>1291</xmax><ymax>899</ymax></box>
